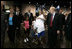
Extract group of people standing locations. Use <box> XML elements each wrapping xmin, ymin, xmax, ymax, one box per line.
<box><xmin>1</xmin><ymin>2</ymin><xmax>71</xmax><ymax>48</ymax></box>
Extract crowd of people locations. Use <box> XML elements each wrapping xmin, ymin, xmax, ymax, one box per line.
<box><xmin>1</xmin><ymin>1</ymin><xmax>71</xmax><ymax>48</ymax></box>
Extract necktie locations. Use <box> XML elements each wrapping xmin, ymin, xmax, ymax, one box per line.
<box><xmin>50</xmin><ymin>15</ymin><xmax>53</xmax><ymax>27</ymax></box>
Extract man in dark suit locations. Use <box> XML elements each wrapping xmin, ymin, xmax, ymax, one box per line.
<box><xmin>1</xmin><ymin>1</ymin><xmax>7</xmax><ymax>48</ymax></box>
<box><xmin>65</xmin><ymin>12</ymin><xmax>71</xmax><ymax>48</ymax></box>
<box><xmin>28</xmin><ymin>10</ymin><xmax>34</xmax><ymax>26</ymax></box>
<box><xmin>58</xmin><ymin>8</ymin><xmax>65</xmax><ymax>41</ymax></box>
<box><xmin>46</xmin><ymin>6</ymin><xmax>62</xmax><ymax>48</ymax></box>
<box><xmin>15</xmin><ymin>7</ymin><xmax>23</xmax><ymax>39</ymax></box>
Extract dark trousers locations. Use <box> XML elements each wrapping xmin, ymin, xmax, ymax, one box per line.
<box><xmin>1</xmin><ymin>31</ymin><xmax>5</xmax><ymax>48</ymax></box>
<box><xmin>65</xmin><ymin>29</ymin><xmax>71</xmax><ymax>48</ymax></box>
<box><xmin>24</xmin><ymin>29</ymin><xmax>30</xmax><ymax>38</ymax></box>
<box><xmin>60</xmin><ymin>31</ymin><xmax>63</xmax><ymax>41</ymax></box>
<box><xmin>48</xmin><ymin>28</ymin><xmax>57</xmax><ymax>48</ymax></box>
<box><xmin>16</xmin><ymin>26</ymin><xmax>20</xmax><ymax>38</ymax></box>
<box><xmin>7</xmin><ymin>25</ymin><xmax>15</xmax><ymax>43</ymax></box>
<box><xmin>65</xmin><ymin>30</ymin><xmax>71</xmax><ymax>41</ymax></box>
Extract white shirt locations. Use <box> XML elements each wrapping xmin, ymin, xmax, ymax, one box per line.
<box><xmin>34</xmin><ymin>14</ymin><xmax>45</xmax><ymax>34</ymax></box>
<box><xmin>52</xmin><ymin>12</ymin><xmax>55</xmax><ymax>21</ymax></box>
<box><xmin>16</xmin><ymin>12</ymin><xmax>19</xmax><ymax>15</ymax></box>
<box><xmin>16</xmin><ymin>12</ymin><xmax>17</xmax><ymax>15</ymax></box>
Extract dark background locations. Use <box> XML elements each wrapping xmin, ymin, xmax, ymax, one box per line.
<box><xmin>13</xmin><ymin>0</ymin><xmax>71</xmax><ymax>8</ymax></box>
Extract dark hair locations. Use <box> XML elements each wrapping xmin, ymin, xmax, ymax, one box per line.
<box><xmin>24</xmin><ymin>13</ymin><xmax>29</xmax><ymax>20</ymax></box>
<box><xmin>9</xmin><ymin>7</ymin><xmax>14</xmax><ymax>10</ymax></box>
<box><xmin>26</xmin><ymin>14</ymin><xmax>29</xmax><ymax>18</ymax></box>
<box><xmin>36</xmin><ymin>12</ymin><xmax>39</xmax><ymax>16</ymax></box>
<box><xmin>60</xmin><ymin>8</ymin><xmax>63</xmax><ymax>10</ymax></box>
<box><xmin>16</xmin><ymin>6</ymin><xmax>20</xmax><ymax>10</ymax></box>
<box><xmin>2</xmin><ymin>5</ymin><xmax>5</xmax><ymax>12</ymax></box>
<box><xmin>9</xmin><ymin>6</ymin><xmax>15</xmax><ymax>10</ymax></box>
<box><xmin>25</xmin><ymin>16</ymin><xmax>29</xmax><ymax>20</ymax></box>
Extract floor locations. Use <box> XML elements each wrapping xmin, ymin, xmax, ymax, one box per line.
<box><xmin>3</xmin><ymin>28</ymin><xmax>71</xmax><ymax>48</ymax></box>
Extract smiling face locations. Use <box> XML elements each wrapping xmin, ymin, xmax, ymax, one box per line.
<box><xmin>10</xmin><ymin>8</ymin><xmax>14</xmax><ymax>14</ymax></box>
<box><xmin>49</xmin><ymin>7</ymin><xmax>55</xmax><ymax>14</ymax></box>
<box><xmin>16</xmin><ymin>7</ymin><xmax>19</xmax><ymax>12</ymax></box>
<box><xmin>59</xmin><ymin>8</ymin><xmax>63</xmax><ymax>14</ymax></box>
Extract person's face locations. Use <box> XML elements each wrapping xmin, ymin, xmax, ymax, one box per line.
<box><xmin>49</xmin><ymin>8</ymin><xmax>55</xmax><ymax>14</ymax></box>
<box><xmin>16</xmin><ymin>7</ymin><xmax>19</xmax><ymax>12</ymax></box>
<box><xmin>59</xmin><ymin>9</ymin><xmax>63</xmax><ymax>13</ymax></box>
<box><xmin>39</xmin><ymin>10</ymin><xmax>42</xmax><ymax>15</ymax></box>
<box><xmin>10</xmin><ymin>8</ymin><xmax>14</xmax><ymax>13</ymax></box>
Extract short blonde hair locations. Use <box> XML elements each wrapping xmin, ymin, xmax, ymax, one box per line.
<box><xmin>50</xmin><ymin>6</ymin><xmax>56</xmax><ymax>11</ymax></box>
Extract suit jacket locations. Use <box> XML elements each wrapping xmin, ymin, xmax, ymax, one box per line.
<box><xmin>59</xmin><ymin>13</ymin><xmax>65</xmax><ymax>25</ymax></box>
<box><xmin>65</xmin><ymin>13</ymin><xmax>71</xmax><ymax>41</ymax></box>
<box><xmin>65</xmin><ymin>13</ymin><xmax>71</xmax><ymax>32</ymax></box>
<box><xmin>58</xmin><ymin>13</ymin><xmax>65</xmax><ymax>31</ymax></box>
<box><xmin>7</xmin><ymin>13</ymin><xmax>17</xmax><ymax>28</ymax></box>
<box><xmin>15</xmin><ymin>12</ymin><xmax>23</xmax><ymax>27</ymax></box>
<box><xmin>1</xmin><ymin>11</ymin><xmax>7</xmax><ymax>32</ymax></box>
<box><xmin>46</xmin><ymin>13</ymin><xmax>63</xmax><ymax>31</ymax></box>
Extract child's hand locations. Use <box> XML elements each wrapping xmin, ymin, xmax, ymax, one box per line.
<box><xmin>21</xmin><ymin>23</ymin><xmax>24</xmax><ymax>25</ymax></box>
<box><xmin>23</xmin><ymin>26</ymin><xmax>26</xmax><ymax>30</ymax></box>
<box><xmin>25</xmin><ymin>27</ymin><xmax>27</xmax><ymax>31</ymax></box>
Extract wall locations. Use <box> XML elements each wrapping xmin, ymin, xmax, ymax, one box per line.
<box><xmin>2</xmin><ymin>1</ymin><xmax>36</xmax><ymax>16</ymax></box>
<box><xmin>22</xmin><ymin>4</ymin><xmax>36</xmax><ymax>16</ymax></box>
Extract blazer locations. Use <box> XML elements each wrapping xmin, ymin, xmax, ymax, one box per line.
<box><xmin>7</xmin><ymin>13</ymin><xmax>17</xmax><ymax>28</ymax></box>
<box><xmin>46</xmin><ymin>13</ymin><xmax>63</xmax><ymax>31</ymax></box>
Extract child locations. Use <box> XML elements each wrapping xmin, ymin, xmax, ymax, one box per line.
<box><xmin>23</xmin><ymin>16</ymin><xmax>29</xmax><ymax>42</ymax></box>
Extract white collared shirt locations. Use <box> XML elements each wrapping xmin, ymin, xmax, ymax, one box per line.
<box><xmin>52</xmin><ymin>12</ymin><xmax>55</xmax><ymax>21</ymax></box>
<box><xmin>16</xmin><ymin>12</ymin><xmax>17</xmax><ymax>15</ymax></box>
<box><xmin>35</xmin><ymin>14</ymin><xmax>45</xmax><ymax>34</ymax></box>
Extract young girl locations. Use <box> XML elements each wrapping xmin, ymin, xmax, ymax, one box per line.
<box><xmin>23</xmin><ymin>16</ymin><xmax>29</xmax><ymax>42</ymax></box>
